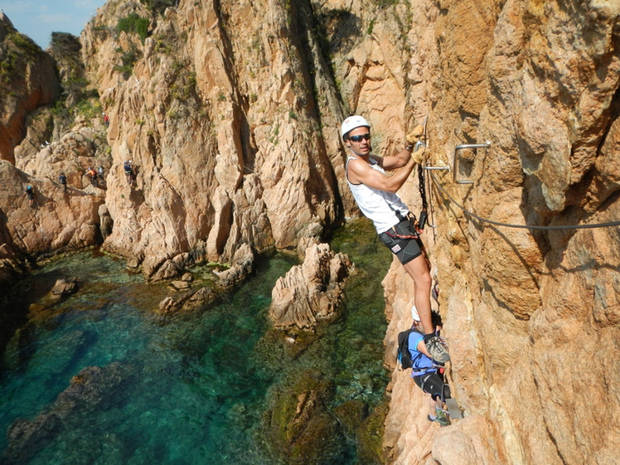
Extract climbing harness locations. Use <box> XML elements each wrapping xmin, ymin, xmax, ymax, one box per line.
<box><xmin>384</xmin><ymin>209</ymin><xmax>419</xmax><ymax>240</ymax></box>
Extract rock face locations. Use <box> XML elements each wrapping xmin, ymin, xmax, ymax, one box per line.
<box><xmin>0</xmin><ymin>1</ymin><xmax>617</xmax><ymax>464</ymax></box>
<box><xmin>269</xmin><ymin>243</ymin><xmax>353</xmax><ymax>331</ymax></box>
<box><xmin>336</xmin><ymin>1</ymin><xmax>618</xmax><ymax>465</ymax></box>
<box><xmin>78</xmin><ymin>0</ymin><xmax>350</xmax><ymax>277</ymax></box>
<box><xmin>0</xmin><ymin>13</ymin><xmax>60</xmax><ymax>164</ymax></box>
<box><xmin>0</xmin><ymin>160</ymin><xmax>104</xmax><ymax>258</ymax></box>
<box><xmin>0</xmin><ymin>17</ymin><xmax>110</xmax><ymax>289</ymax></box>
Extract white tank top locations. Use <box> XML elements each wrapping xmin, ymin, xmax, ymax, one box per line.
<box><xmin>346</xmin><ymin>156</ymin><xmax>409</xmax><ymax>233</ymax></box>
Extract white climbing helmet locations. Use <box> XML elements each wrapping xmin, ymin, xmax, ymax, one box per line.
<box><xmin>340</xmin><ymin>115</ymin><xmax>370</xmax><ymax>140</ymax></box>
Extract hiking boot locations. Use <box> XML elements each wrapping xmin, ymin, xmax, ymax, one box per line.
<box><xmin>425</xmin><ymin>335</ymin><xmax>450</xmax><ymax>363</ymax></box>
<box><xmin>428</xmin><ymin>408</ymin><xmax>451</xmax><ymax>427</ymax></box>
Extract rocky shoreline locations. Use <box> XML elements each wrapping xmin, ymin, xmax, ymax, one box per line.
<box><xmin>1</xmin><ymin>1</ymin><xmax>618</xmax><ymax>464</ymax></box>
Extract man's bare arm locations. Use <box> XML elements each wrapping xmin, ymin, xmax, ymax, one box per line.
<box><xmin>348</xmin><ymin>154</ymin><xmax>417</xmax><ymax>193</ymax></box>
<box><xmin>381</xmin><ymin>148</ymin><xmax>415</xmax><ymax>170</ymax></box>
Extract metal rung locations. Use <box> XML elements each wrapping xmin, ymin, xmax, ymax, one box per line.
<box><xmin>453</xmin><ymin>142</ymin><xmax>491</xmax><ymax>184</ymax></box>
<box><xmin>424</xmin><ymin>165</ymin><xmax>450</xmax><ymax>171</ymax></box>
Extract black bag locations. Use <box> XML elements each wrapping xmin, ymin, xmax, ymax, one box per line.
<box><xmin>397</xmin><ymin>329</ymin><xmax>419</xmax><ymax>369</ymax></box>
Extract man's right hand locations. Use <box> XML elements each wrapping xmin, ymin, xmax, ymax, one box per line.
<box><xmin>411</xmin><ymin>146</ymin><xmax>425</xmax><ymax>164</ymax></box>
<box><xmin>406</xmin><ymin>125</ymin><xmax>424</xmax><ymax>144</ymax></box>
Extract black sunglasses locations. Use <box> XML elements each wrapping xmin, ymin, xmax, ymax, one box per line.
<box><xmin>348</xmin><ymin>133</ymin><xmax>371</xmax><ymax>142</ymax></box>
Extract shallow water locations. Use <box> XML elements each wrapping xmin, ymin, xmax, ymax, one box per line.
<box><xmin>0</xmin><ymin>219</ymin><xmax>391</xmax><ymax>464</ymax></box>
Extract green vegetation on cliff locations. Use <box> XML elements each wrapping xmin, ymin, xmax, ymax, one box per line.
<box><xmin>117</xmin><ymin>13</ymin><xmax>150</xmax><ymax>43</ymax></box>
<box><xmin>0</xmin><ymin>31</ymin><xmax>40</xmax><ymax>85</ymax></box>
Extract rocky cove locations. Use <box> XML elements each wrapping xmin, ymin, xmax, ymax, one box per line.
<box><xmin>0</xmin><ymin>221</ymin><xmax>391</xmax><ymax>465</ymax></box>
<box><xmin>1</xmin><ymin>1</ymin><xmax>619</xmax><ymax>465</ymax></box>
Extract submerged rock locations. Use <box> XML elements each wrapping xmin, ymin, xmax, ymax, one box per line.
<box><xmin>3</xmin><ymin>362</ymin><xmax>131</xmax><ymax>464</ymax></box>
<box><xmin>263</xmin><ymin>370</ymin><xmax>346</xmax><ymax>465</ymax></box>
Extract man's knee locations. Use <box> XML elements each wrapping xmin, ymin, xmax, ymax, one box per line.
<box><xmin>416</xmin><ymin>270</ymin><xmax>431</xmax><ymax>288</ymax></box>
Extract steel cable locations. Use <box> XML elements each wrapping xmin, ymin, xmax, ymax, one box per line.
<box><xmin>429</xmin><ymin>172</ymin><xmax>620</xmax><ymax>230</ymax></box>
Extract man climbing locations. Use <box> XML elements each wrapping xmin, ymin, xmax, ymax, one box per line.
<box><xmin>86</xmin><ymin>166</ymin><xmax>98</xmax><ymax>187</ymax></box>
<box><xmin>58</xmin><ymin>172</ymin><xmax>67</xmax><ymax>192</ymax></box>
<box><xmin>123</xmin><ymin>160</ymin><xmax>134</xmax><ymax>185</ymax></box>
<box><xmin>342</xmin><ymin>115</ymin><xmax>449</xmax><ymax>363</ymax></box>
<box><xmin>25</xmin><ymin>184</ymin><xmax>34</xmax><ymax>206</ymax></box>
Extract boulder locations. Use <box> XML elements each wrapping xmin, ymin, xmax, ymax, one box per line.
<box><xmin>269</xmin><ymin>243</ymin><xmax>353</xmax><ymax>331</ymax></box>
<box><xmin>213</xmin><ymin>243</ymin><xmax>255</xmax><ymax>289</ymax></box>
<box><xmin>50</xmin><ymin>277</ymin><xmax>79</xmax><ymax>296</ymax></box>
<box><xmin>157</xmin><ymin>286</ymin><xmax>218</xmax><ymax>319</ymax></box>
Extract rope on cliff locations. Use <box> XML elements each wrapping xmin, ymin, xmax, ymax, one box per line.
<box><xmin>429</xmin><ymin>172</ymin><xmax>620</xmax><ymax>231</ymax></box>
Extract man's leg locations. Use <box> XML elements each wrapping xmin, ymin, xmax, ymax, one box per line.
<box><xmin>402</xmin><ymin>254</ymin><xmax>432</xmax><ymax>333</ymax></box>
<box><xmin>403</xmin><ymin>253</ymin><xmax>450</xmax><ymax>362</ymax></box>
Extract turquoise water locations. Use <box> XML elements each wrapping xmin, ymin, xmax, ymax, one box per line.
<box><xmin>0</xmin><ymin>219</ymin><xmax>391</xmax><ymax>465</ymax></box>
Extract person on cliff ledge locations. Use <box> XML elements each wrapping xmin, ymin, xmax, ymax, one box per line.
<box><xmin>408</xmin><ymin>306</ymin><xmax>451</xmax><ymax>426</ymax></box>
<box><xmin>124</xmin><ymin>160</ymin><xmax>134</xmax><ymax>185</ymax></box>
<box><xmin>59</xmin><ymin>172</ymin><xmax>67</xmax><ymax>192</ymax></box>
<box><xmin>25</xmin><ymin>184</ymin><xmax>34</xmax><ymax>206</ymax></box>
<box><xmin>86</xmin><ymin>166</ymin><xmax>98</xmax><ymax>187</ymax></box>
<box><xmin>341</xmin><ymin>115</ymin><xmax>449</xmax><ymax>363</ymax></box>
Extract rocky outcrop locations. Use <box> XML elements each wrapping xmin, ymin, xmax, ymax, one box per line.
<box><xmin>157</xmin><ymin>285</ymin><xmax>217</xmax><ymax>319</ymax></box>
<box><xmin>269</xmin><ymin>243</ymin><xmax>352</xmax><ymax>331</ymax></box>
<box><xmin>15</xmin><ymin>125</ymin><xmax>110</xmax><ymax>190</ymax></box>
<box><xmin>78</xmin><ymin>0</ymin><xmax>351</xmax><ymax>275</ymax></box>
<box><xmin>0</xmin><ymin>13</ymin><xmax>60</xmax><ymax>164</ymax></box>
<box><xmin>213</xmin><ymin>242</ymin><xmax>255</xmax><ymax>289</ymax></box>
<box><xmin>0</xmin><ymin>160</ymin><xmax>104</xmax><ymax>258</ymax></box>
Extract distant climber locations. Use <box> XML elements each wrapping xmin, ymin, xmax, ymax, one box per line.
<box><xmin>25</xmin><ymin>184</ymin><xmax>34</xmax><ymax>206</ymax></box>
<box><xmin>404</xmin><ymin>307</ymin><xmax>451</xmax><ymax>426</ymax></box>
<box><xmin>341</xmin><ymin>115</ymin><xmax>449</xmax><ymax>363</ymax></box>
<box><xmin>86</xmin><ymin>166</ymin><xmax>98</xmax><ymax>187</ymax></box>
<box><xmin>59</xmin><ymin>172</ymin><xmax>67</xmax><ymax>192</ymax></box>
<box><xmin>123</xmin><ymin>160</ymin><xmax>134</xmax><ymax>186</ymax></box>
<box><xmin>103</xmin><ymin>113</ymin><xmax>109</xmax><ymax>127</ymax></box>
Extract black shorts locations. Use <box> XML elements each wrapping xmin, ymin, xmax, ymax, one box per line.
<box><xmin>378</xmin><ymin>219</ymin><xmax>423</xmax><ymax>265</ymax></box>
<box><xmin>413</xmin><ymin>371</ymin><xmax>451</xmax><ymax>401</ymax></box>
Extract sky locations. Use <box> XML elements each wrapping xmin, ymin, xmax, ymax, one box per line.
<box><xmin>0</xmin><ymin>0</ymin><xmax>107</xmax><ymax>49</ymax></box>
